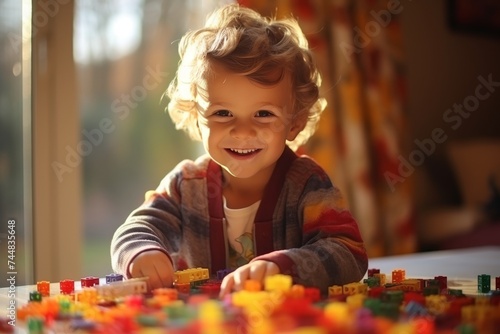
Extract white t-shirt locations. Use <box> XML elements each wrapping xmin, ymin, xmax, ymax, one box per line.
<box><xmin>223</xmin><ymin>197</ymin><xmax>260</xmax><ymax>269</ymax></box>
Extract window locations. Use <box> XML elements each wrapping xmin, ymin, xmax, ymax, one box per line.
<box><xmin>74</xmin><ymin>0</ymin><xmax>230</xmax><ymax>277</ymax></box>
<box><xmin>0</xmin><ymin>0</ymin><xmax>33</xmax><ymax>286</ymax></box>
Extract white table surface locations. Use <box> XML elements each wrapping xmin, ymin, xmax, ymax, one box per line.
<box><xmin>366</xmin><ymin>246</ymin><xmax>500</xmax><ymax>278</ymax></box>
<box><xmin>366</xmin><ymin>246</ymin><xmax>500</xmax><ymax>295</ymax></box>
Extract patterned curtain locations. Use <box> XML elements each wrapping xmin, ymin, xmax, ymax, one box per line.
<box><xmin>239</xmin><ymin>0</ymin><xmax>416</xmax><ymax>257</ymax></box>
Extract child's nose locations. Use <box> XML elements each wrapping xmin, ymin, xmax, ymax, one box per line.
<box><xmin>230</xmin><ymin>121</ymin><xmax>256</xmax><ymax>139</ymax></box>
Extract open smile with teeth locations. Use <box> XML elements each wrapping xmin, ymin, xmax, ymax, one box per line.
<box><xmin>228</xmin><ymin>148</ymin><xmax>261</xmax><ymax>155</ymax></box>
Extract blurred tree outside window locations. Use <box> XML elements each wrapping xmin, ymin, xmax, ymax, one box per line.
<box><xmin>74</xmin><ymin>0</ymin><xmax>232</xmax><ymax>277</ymax></box>
<box><xmin>0</xmin><ymin>0</ymin><xmax>32</xmax><ymax>287</ymax></box>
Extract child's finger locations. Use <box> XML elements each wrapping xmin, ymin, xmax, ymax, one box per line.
<box><xmin>219</xmin><ymin>274</ymin><xmax>235</xmax><ymax>298</ymax></box>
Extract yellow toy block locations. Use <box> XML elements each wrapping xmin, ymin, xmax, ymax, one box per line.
<box><xmin>264</xmin><ymin>274</ymin><xmax>292</xmax><ymax>292</ymax></box>
<box><xmin>174</xmin><ymin>268</ymin><xmax>210</xmax><ymax>284</ymax></box>
<box><xmin>342</xmin><ymin>282</ymin><xmax>367</xmax><ymax>296</ymax></box>
<box><xmin>425</xmin><ymin>295</ymin><xmax>448</xmax><ymax>315</ymax></box>
<box><xmin>346</xmin><ymin>293</ymin><xmax>366</xmax><ymax>310</ymax></box>
<box><xmin>373</xmin><ymin>273</ymin><xmax>386</xmax><ymax>285</ymax></box>
<box><xmin>328</xmin><ymin>285</ymin><xmax>343</xmax><ymax>297</ymax></box>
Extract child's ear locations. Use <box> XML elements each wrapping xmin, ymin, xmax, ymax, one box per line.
<box><xmin>286</xmin><ymin>112</ymin><xmax>308</xmax><ymax>141</ymax></box>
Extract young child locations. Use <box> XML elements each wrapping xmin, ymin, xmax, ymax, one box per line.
<box><xmin>111</xmin><ymin>3</ymin><xmax>367</xmax><ymax>296</ymax></box>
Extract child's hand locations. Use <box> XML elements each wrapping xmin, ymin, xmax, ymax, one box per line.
<box><xmin>128</xmin><ymin>250</ymin><xmax>174</xmax><ymax>291</ymax></box>
<box><xmin>219</xmin><ymin>260</ymin><xmax>279</xmax><ymax>297</ymax></box>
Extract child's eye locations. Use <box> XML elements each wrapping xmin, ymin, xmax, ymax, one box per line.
<box><xmin>255</xmin><ymin>110</ymin><xmax>274</xmax><ymax>117</ymax></box>
<box><xmin>213</xmin><ymin>109</ymin><xmax>232</xmax><ymax>117</ymax></box>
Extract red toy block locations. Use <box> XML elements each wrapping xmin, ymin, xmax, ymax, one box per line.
<box><xmin>60</xmin><ymin>279</ymin><xmax>75</xmax><ymax>295</ymax></box>
<box><xmin>404</xmin><ymin>292</ymin><xmax>425</xmax><ymax>306</ymax></box>
<box><xmin>434</xmin><ymin>276</ymin><xmax>448</xmax><ymax>291</ymax></box>
<box><xmin>392</xmin><ymin>269</ymin><xmax>405</xmax><ymax>283</ymax></box>
<box><xmin>81</xmin><ymin>276</ymin><xmax>100</xmax><ymax>288</ymax></box>
<box><xmin>175</xmin><ymin>282</ymin><xmax>190</xmax><ymax>294</ymax></box>
<box><xmin>368</xmin><ymin>286</ymin><xmax>384</xmax><ymax>298</ymax></box>
<box><xmin>367</xmin><ymin>268</ymin><xmax>380</xmax><ymax>277</ymax></box>
<box><xmin>304</xmin><ymin>287</ymin><xmax>321</xmax><ymax>303</ymax></box>
<box><xmin>199</xmin><ymin>282</ymin><xmax>221</xmax><ymax>298</ymax></box>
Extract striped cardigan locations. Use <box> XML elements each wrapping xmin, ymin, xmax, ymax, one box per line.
<box><xmin>111</xmin><ymin>147</ymin><xmax>368</xmax><ymax>293</ymax></box>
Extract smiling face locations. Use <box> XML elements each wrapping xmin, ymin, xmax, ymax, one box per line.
<box><xmin>197</xmin><ymin>62</ymin><xmax>304</xmax><ymax>183</ymax></box>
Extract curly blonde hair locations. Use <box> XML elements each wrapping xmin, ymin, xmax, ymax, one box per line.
<box><xmin>165</xmin><ymin>4</ymin><xmax>326</xmax><ymax>151</ymax></box>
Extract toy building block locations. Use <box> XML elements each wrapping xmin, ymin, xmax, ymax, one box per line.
<box><xmin>461</xmin><ymin>304</ymin><xmax>497</xmax><ymax>330</ymax></box>
<box><xmin>198</xmin><ymin>300</ymin><xmax>223</xmax><ymax>328</ymax></box>
<box><xmin>379</xmin><ymin>302</ymin><xmax>399</xmax><ymax>320</ymax></box>
<box><xmin>363</xmin><ymin>276</ymin><xmax>380</xmax><ymax>288</ymax></box>
<box><xmin>125</xmin><ymin>294</ymin><xmax>145</xmax><ymax>309</ymax></box>
<box><xmin>328</xmin><ymin>285</ymin><xmax>343</xmax><ymax>297</ymax></box>
<box><xmin>96</xmin><ymin>278</ymin><xmax>147</xmax><ymax>300</ymax></box>
<box><xmin>216</xmin><ymin>269</ymin><xmax>232</xmax><ymax>281</ymax></box>
<box><xmin>153</xmin><ymin>287</ymin><xmax>178</xmax><ymax>300</ymax></box>
<box><xmin>434</xmin><ymin>275</ymin><xmax>448</xmax><ymax>291</ymax></box>
<box><xmin>404</xmin><ymin>300</ymin><xmax>428</xmax><ymax>317</ymax></box>
<box><xmin>106</xmin><ymin>273</ymin><xmax>124</xmax><ymax>284</ymax></box>
<box><xmin>342</xmin><ymin>283</ymin><xmax>357</xmax><ymax>296</ymax></box>
<box><xmin>27</xmin><ymin>316</ymin><xmax>44</xmax><ymax>334</ymax></box>
<box><xmin>367</xmin><ymin>286</ymin><xmax>384</xmax><ymax>298</ymax></box>
<box><xmin>477</xmin><ymin>274</ymin><xmax>491</xmax><ymax>293</ymax></box>
<box><xmin>288</xmin><ymin>284</ymin><xmax>305</xmax><ymax>299</ymax></box>
<box><xmin>264</xmin><ymin>274</ymin><xmax>292</xmax><ymax>292</ymax></box>
<box><xmin>199</xmin><ymin>282</ymin><xmax>221</xmax><ymax>298</ymax></box>
<box><xmin>174</xmin><ymin>268</ymin><xmax>210</xmax><ymax>288</ymax></box>
<box><xmin>29</xmin><ymin>291</ymin><xmax>42</xmax><ymax>302</ymax></box>
<box><xmin>423</xmin><ymin>286</ymin><xmax>439</xmax><ymax>296</ymax></box>
<box><xmin>343</xmin><ymin>282</ymin><xmax>367</xmax><ymax>296</ymax></box>
<box><xmin>403</xmin><ymin>292</ymin><xmax>425</xmax><ymax>306</ymax></box>
<box><xmin>381</xmin><ymin>290</ymin><xmax>404</xmax><ymax>305</ymax></box>
<box><xmin>60</xmin><ymin>279</ymin><xmax>75</xmax><ymax>295</ymax></box>
<box><xmin>490</xmin><ymin>291</ymin><xmax>500</xmax><ymax>306</ymax></box>
<box><xmin>0</xmin><ymin>317</ymin><xmax>15</xmax><ymax>333</ymax></box>
<box><xmin>58</xmin><ymin>298</ymin><xmax>72</xmax><ymax>316</ymax></box>
<box><xmin>243</xmin><ymin>279</ymin><xmax>262</xmax><ymax>292</ymax></box>
<box><xmin>423</xmin><ymin>280</ymin><xmax>440</xmax><ymax>296</ymax></box>
<box><xmin>346</xmin><ymin>293</ymin><xmax>366</xmax><ymax>309</ymax></box>
<box><xmin>81</xmin><ymin>276</ymin><xmax>100</xmax><ymax>288</ymax></box>
<box><xmin>324</xmin><ymin>301</ymin><xmax>350</xmax><ymax>324</ymax></box>
<box><xmin>373</xmin><ymin>273</ymin><xmax>386</xmax><ymax>285</ymax></box>
<box><xmin>36</xmin><ymin>281</ymin><xmax>50</xmax><ymax>297</ymax></box>
<box><xmin>175</xmin><ymin>282</ymin><xmax>191</xmax><ymax>294</ymax></box>
<box><xmin>76</xmin><ymin>288</ymin><xmax>98</xmax><ymax>304</ymax></box>
<box><xmin>402</xmin><ymin>279</ymin><xmax>423</xmax><ymax>292</ymax></box>
<box><xmin>304</xmin><ymin>287</ymin><xmax>321</xmax><ymax>302</ymax></box>
<box><xmin>425</xmin><ymin>295</ymin><xmax>449</xmax><ymax>315</ymax></box>
<box><xmin>367</xmin><ymin>268</ymin><xmax>380</xmax><ymax>277</ymax></box>
<box><xmin>391</xmin><ymin>269</ymin><xmax>405</xmax><ymax>283</ymax></box>
<box><xmin>447</xmin><ymin>296</ymin><xmax>474</xmax><ymax>317</ymax></box>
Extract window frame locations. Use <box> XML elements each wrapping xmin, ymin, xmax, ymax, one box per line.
<box><xmin>32</xmin><ymin>0</ymin><xmax>82</xmax><ymax>282</ymax></box>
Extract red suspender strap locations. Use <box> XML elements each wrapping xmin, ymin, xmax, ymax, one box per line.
<box><xmin>254</xmin><ymin>147</ymin><xmax>297</xmax><ymax>256</ymax></box>
<box><xmin>207</xmin><ymin>160</ymin><xmax>226</xmax><ymax>274</ymax></box>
